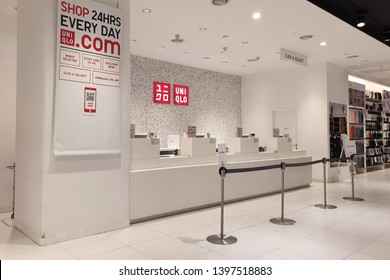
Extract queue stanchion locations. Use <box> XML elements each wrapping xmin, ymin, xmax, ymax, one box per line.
<box><xmin>343</xmin><ymin>155</ymin><xmax>364</xmax><ymax>201</ymax></box>
<box><xmin>315</xmin><ymin>158</ymin><xmax>337</xmax><ymax>209</ymax></box>
<box><xmin>270</xmin><ymin>162</ymin><xmax>296</xmax><ymax>225</ymax></box>
<box><xmin>207</xmin><ymin>166</ymin><xmax>238</xmax><ymax>245</ymax></box>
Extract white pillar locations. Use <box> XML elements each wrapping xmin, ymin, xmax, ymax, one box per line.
<box><xmin>15</xmin><ymin>0</ymin><xmax>130</xmax><ymax>245</ymax></box>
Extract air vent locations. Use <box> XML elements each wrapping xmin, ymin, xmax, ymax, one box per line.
<box><xmin>299</xmin><ymin>35</ymin><xmax>314</xmax><ymax>40</ymax></box>
<box><xmin>171</xmin><ymin>34</ymin><xmax>184</xmax><ymax>43</ymax></box>
<box><xmin>212</xmin><ymin>0</ymin><xmax>229</xmax><ymax>6</ymax></box>
<box><xmin>247</xmin><ymin>56</ymin><xmax>260</xmax><ymax>62</ymax></box>
<box><xmin>347</xmin><ymin>55</ymin><xmax>360</xmax><ymax>59</ymax></box>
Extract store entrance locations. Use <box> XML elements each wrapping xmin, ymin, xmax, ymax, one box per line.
<box><xmin>273</xmin><ymin>109</ymin><xmax>298</xmax><ymax>150</ymax></box>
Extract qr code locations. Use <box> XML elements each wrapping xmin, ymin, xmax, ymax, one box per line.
<box><xmin>86</xmin><ymin>92</ymin><xmax>95</xmax><ymax>101</ymax></box>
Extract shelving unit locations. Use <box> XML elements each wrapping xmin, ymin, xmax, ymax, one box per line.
<box><xmin>329</xmin><ymin>116</ymin><xmax>347</xmax><ymax>164</ymax></box>
<box><xmin>348</xmin><ymin>82</ymin><xmax>365</xmax><ymax>171</ymax></box>
<box><xmin>384</xmin><ymin>112</ymin><xmax>390</xmax><ymax>167</ymax></box>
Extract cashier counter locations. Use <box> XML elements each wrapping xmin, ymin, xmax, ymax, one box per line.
<box><xmin>129</xmin><ymin>137</ymin><xmax>311</xmax><ymax>222</ymax></box>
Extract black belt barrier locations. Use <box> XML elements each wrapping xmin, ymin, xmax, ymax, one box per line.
<box><xmin>207</xmin><ymin>155</ymin><xmax>363</xmax><ymax>245</ymax></box>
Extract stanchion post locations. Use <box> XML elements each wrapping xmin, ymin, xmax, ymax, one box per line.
<box><xmin>207</xmin><ymin>166</ymin><xmax>238</xmax><ymax>245</ymax></box>
<box><xmin>343</xmin><ymin>155</ymin><xmax>364</xmax><ymax>201</ymax></box>
<box><xmin>270</xmin><ymin>162</ymin><xmax>296</xmax><ymax>225</ymax></box>
<box><xmin>315</xmin><ymin>158</ymin><xmax>337</xmax><ymax>209</ymax></box>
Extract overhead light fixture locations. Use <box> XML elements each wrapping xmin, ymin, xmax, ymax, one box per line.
<box><xmin>142</xmin><ymin>8</ymin><xmax>152</xmax><ymax>13</ymax></box>
<box><xmin>203</xmin><ymin>57</ymin><xmax>210</xmax><ymax>59</ymax></box>
<box><xmin>252</xmin><ymin>12</ymin><xmax>261</xmax><ymax>20</ymax></box>
<box><xmin>384</xmin><ymin>30</ymin><xmax>390</xmax><ymax>42</ymax></box>
<box><xmin>320</xmin><ymin>41</ymin><xmax>327</xmax><ymax>46</ymax></box>
<box><xmin>221</xmin><ymin>61</ymin><xmax>228</xmax><ymax>64</ymax></box>
<box><xmin>356</xmin><ymin>12</ymin><xmax>366</xmax><ymax>28</ymax></box>
<box><xmin>157</xmin><ymin>46</ymin><xmax>165</xmax><ymax>50</ymax></box>
<box><xmin>211</xmin><ymin>0</ymin><xmax>229</xmax><ymax>6</ymax></box>
<box><xmin>130</xmin><ymin>39</ymin><xmax>137</xmax><ymax>43</ymax></box>
<box><xmin>182</xmin><ymin>52</ymin><xmax>189</xmax><ymax>55</ymax></box>
<box><xmin>347</xmin><ymin>55</ymin><xmax>359</xmax><ymax>59</ymax></box>
<box><xmin>299</xmin><ymin>35</ymin><xmax>314</xmax><ymax>40</ymax></box>
<box><xmin>171</xmin><ymin>34</ymin><xmax>184</xmax><ymax>43</ymax></box>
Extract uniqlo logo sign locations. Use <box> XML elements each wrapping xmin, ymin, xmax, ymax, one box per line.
<box><xmin>154</xmin><ymin>82</ymin><xmax>170</xmax><ymax>104</ymax></box>
<box><xmin>60</xmin><ymin>29</ymin><xmax>75</xmax><ymax>47</ymax></box>
<box><xmin>174</xmin><ymin>84</ymin><xmax>189</xmax><ymax>106</ymax></box>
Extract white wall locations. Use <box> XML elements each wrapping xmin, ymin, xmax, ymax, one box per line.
<box><xmin>0</xmin><ymin>8</ymin><xmax>17</xmax><ymax>212</ymax></box>
<box><xmin>241</xmin><ymin>63</ymin><xmax>328</xmax><ymax>180</ymax></box>
<box><xmin>15</xmin><ymin>0</ymin><xmax>130</xmax><ymax>245</ymax></box>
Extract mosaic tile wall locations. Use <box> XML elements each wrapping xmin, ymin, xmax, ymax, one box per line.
<box><xmin>130</xmin><ymin>55</ymin><xmax>242</xmax><ymax>147</ymax></box>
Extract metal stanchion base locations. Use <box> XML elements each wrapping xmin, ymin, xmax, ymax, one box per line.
<box><xmin>207</xmin><ymin>234</ymin><xmax>238</xmax><ymax>245</ymax></box>
<box><xmin>269</xmin><ymin>217</ymin><xmax>296</xmax><ymax>225</ymax></box>
<box><xmin>343</xmin><ymin>197</ymin><xmax>364</xmax><ymax>201</ymax></box>
<box><xmin>314</xmin><ymin>204</ymin><xmax>337</xmax><ymax>209</ymax></box>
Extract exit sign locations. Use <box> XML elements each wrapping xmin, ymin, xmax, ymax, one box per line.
<box><xmin>174</xmin><ymin>84</ymin><xmax>189</xmax><ymax>106</ymax></box>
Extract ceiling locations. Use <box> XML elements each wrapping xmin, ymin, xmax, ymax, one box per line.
<box><xmin>1</xmin><ymin>0</ymin><xmax>389</xmax><ymax>86</ymax></box>
<box><xmin>130</xmin><ymin>0</ymin><xmax>390</xmax><ymax>87</ymax></box>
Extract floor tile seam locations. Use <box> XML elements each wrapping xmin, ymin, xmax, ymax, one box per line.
<box><xmin>355</xmin><ymin>239</ymin><xmax>390</xmax><ymax>260</ymax></box>
<box><xmin>0</xmin><ymin>242</ymin><xmax>63</xmax><ymax>260</ymax></box>
<box><xmin>103</xmin><ymin>231</ymin><xmax>170</xmax><ymax>247</ymax></box>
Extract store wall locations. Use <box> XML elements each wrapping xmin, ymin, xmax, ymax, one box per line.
<box><xmin>241</xmin><ymin>63</ymin><xmax>328</xmax><ymax>180</ymax></box>
<box><xmin>0</xmin><ymin>8</ymin><xmax>17</xmax><ymax>212</ymax></box>
<box><xmin>15</xmin><ymin>0</ymin><xmax>130</xmax><ymax>245</ymax></box>
<box><xmin>130</xmin><ymin>55</ymin><xmax>241</xmax><ymax>146</ymax></box>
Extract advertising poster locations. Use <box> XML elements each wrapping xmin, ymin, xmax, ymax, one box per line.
<box><xmin>53</xmin><ymin>0</ymin><xmax>123</xmax><ymax>155</ymax></box>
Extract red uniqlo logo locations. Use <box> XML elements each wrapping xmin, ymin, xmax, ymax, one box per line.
<box><xmin>174</xmin><ymin>84</ymin><xmax>189</xmax><ymax>106</ymax></box>
<box><xmin>60</xmin><ymin>29</ymin><xmax>75</xmax><ymax>46</ymax></box>
<box><xmin>154</xmin><ymin>82</ymin><xmax>170</xmax><ymax>104</ymax></box>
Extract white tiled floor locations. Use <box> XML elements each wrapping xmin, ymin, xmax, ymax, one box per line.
<box><xmin>1</xmin><ymin>168</ymin><xmax>390</xmax><ymax>260</ymax></box>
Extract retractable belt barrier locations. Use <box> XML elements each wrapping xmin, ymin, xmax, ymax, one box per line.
<box><xmin>207</xmin><ymin>155</ymin><xmax>362</xmax><ymax>245</ymax></box>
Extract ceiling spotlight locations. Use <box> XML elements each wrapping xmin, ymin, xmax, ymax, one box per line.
<box><xmin>221</xmin><ymin>61</ymin><xmax>228</xmax><ymax>64</ymax></box>
<box><xmin>212</xmin><ymin>0</ymin><xmax>229</xmax><ymax>6</ymax></box>
<box><xmin>252</xmin><ymin>12</ymin><xmax>261</xmax><ymax>20</ymax></box>
<box><xmin>171</xmin><ymin>34</ymin><xmax>185</xmax><ymax>43</ymax></box>
<box><xmin>157</xmin><ymin>46</ymin><xmax>165</xmax><ymax>50</ymax></box>
<box><xmin>182</xmin><ymin>52</ymin><xmax>189</xmax><ymax>55</ymax></box>
<box><xmin>320</xmin><ymin>41</ymin><xmax>327</xmax><ymax>46</ymax></box>
<box><xmin>356</xmin><ymin>12</ymin><xmax>366</xmax><ymax>28</ymax></box>
<box><xmin>142</xmin><ymin>8</ymin><xmax>152</xmax><ymax>13</ymax></box>
<box><xmin>384</xmin><ymin>30</ymin><xmax>390</xmax><ymax>42</ymax></box>
<box><xmin>130</xmin><ymin>39</ymin><xmax>137</xmax><ymax>43</ymax></box>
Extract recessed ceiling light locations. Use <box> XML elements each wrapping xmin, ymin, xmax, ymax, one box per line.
<box><xmin>347</xmin><ymin>55</ymin><xmax>359</xmax><ymax>59</ymax></box>
<box><xmin>203</xmin><ymin>57</ymin><xmax>210</xmax><ymax>59</ymax></box>
<box><xmin>182</xmin><ymin>52</ymin><xmax>189</xmax><ymax>55</ymax></box>
<box><xmin>242</xmin><ymin>41</ymin><xmax>250</xmax><ymax>44</ymax></box>
<box><xmin>356</xmin><ymin>12</ymin><xmax>366</xmax><ymax>28</ymax></box>
<box><xmin>384</xmin><ymin>30</ymin><xmax>390</xmax><ymax>42</ymax></box>
<box><xmin>252</xmin><ymin>12</ymin><xmax>261</xmax><ymax>19</ymax></box>
<box><xmin>142</xmin><ymin>8</ymin><xmax>152</xmax><ymax>13</ymax></box>
<box><xmin>299</xmin><ymin>35</ymin><xmax>314</xmax><ymax>40</ymax></box>
<box><xmin>221</xmin><ymin>61</ymin><xmax>228</xmax><ymax>64</ymax></box>
<box><xmin>157</xmin><ymin>46</ymin><xmax>165</xmax><ymax>50</ymax></box>
<box><xmin>320</xmin><ymin>41</ymin><xmax>327</xmax><ymax>46</ymax></box>
<box><xmin>130</xmin><ymin>39</ymin><xmax>137</xmax><ymax>43</ymax></box>
<box><xmin>199</xmin><ymin>27</ymin><xmax>208</xmax><ymax>31</ymax></box>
